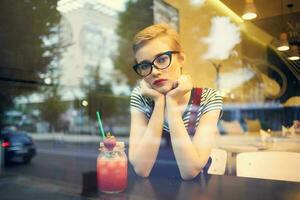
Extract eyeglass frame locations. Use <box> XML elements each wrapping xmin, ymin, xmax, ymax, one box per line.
<box><xmin>133</xmin><ymin>50</ymin><xmax>180</xmax><ymax>77</ymax></box>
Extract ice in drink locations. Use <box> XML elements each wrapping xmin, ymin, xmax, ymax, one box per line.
<box><xmin>97</xmin><ymin>141</ymin><xmax>127</xmax><ymax>193</ymax></box>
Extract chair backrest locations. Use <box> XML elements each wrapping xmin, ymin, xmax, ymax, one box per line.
<box><xmin>208</xmin><ymin>148</ymin><xmax>227</xmax><ymax>175</ymax></box>
<box><xmin>236</xmin><ymin>152</ymin><xmax>300</xmax><ymax>182</ymax></box>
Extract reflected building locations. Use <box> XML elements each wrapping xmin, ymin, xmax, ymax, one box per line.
<box><xmin>57</xmin><ymin>0</ymin><xmax>130</xmax><ymax>100</ymax></box>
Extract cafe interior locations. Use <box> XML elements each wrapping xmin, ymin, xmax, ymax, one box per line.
<box><xmin>0</xmin><ymin>0</ymin><xmax>300</xmax><ymax>199</ymax></box>
<box><xmin>160</xmin><ymin>0</ymin><xmax>300</xmax><ymax>173</ymax></box>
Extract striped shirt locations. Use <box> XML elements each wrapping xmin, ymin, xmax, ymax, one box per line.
<box><xmin>130</xmin><ymin>86</ymin><xmax>223</xmax><ymax>134</ymax></box>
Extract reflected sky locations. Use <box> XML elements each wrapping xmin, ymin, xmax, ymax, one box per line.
<box><xmin>57</xmin><ymin>0</ymin><xmax>127</xmax><ymax>13</ymax></box>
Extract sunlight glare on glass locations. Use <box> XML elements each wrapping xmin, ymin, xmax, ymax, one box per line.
<box><xmin>82</xmin><ymin>100</ymin><xmax>89</xmax><ymax>107</ymax></box>
<box><xmin>189</xmin><ymin>0</ymin><xmax>205</xmax><ymax>7</ymax></box>
<box><xmin>44</xmin><ymin>78</ymin><xmax>52</xmax><ymax>85</ymax></box>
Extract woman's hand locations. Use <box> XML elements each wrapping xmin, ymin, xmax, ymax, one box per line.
<box><xmin>140</xmin><ymin>80</ymin><xmax>164</xmax><ymax>102</ymax></box>
<box><xmin>166</xmin><ymin>74</ymin><xmax>193</xmax><ymax>105</ymax></box>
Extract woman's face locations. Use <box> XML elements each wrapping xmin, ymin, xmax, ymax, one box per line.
<box><xmin>135</xmin><ymin>36</ymin><xmax>185</xmax><ymax>94</ymax></box>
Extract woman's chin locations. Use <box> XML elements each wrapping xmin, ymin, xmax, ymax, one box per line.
<box><xmin>155</xmin><ymin>85</ymin><xmax>172</xmax><ymax>94</ymax></box>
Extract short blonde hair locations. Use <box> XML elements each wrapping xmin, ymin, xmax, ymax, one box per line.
<box><xmin>132</xmin><ymin>23</ymin><xmax>183</xmax><ymax>54</ymax></box>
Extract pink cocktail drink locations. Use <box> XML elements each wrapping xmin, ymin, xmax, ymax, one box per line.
<box><xmin>97</xmin><ymin>142</ymin><xmax>127</xmax><ymax>193</ymax></box>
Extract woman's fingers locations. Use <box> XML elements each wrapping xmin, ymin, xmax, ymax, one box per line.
<box><xmin>140</xmin><ymin>80</ymin><xmax>163</xmax><ymax>101</ymax></box>
<box><xmin>166</xmin><ymin>74</ymin><xmax>193</xmax><ymax>102</ymax></box>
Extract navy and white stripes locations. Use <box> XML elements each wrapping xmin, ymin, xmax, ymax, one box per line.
<box><xmin>130</xmin><ymin>86</ymin><xmax>223</xmax><ymax>133</ymax></box>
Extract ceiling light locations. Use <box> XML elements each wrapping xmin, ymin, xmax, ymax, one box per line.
<box><xmin>242</xmin><ymin>0</ymin><xmax>257</xmax><ymax>20</ymax></box>
<box><xmin>277</xmin><ymin>32</ymin><xmax>290</xmax><ymax>51</ymax></box>
<box><xmin>288</xmin><ymin>45</ymin><xmax>300</xmax><ymax>61</ymax></box>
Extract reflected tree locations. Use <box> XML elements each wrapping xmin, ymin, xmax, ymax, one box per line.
<box><xmin>39</xmin><ymin>84</ymin><xmax>68</xmax><ymax>132</ymax></box>
<box><xmin>0</xmin><ymin>0</ymin><xmax>62</xmax><ymax>129</ymax></box>
<box><xmin>81</xmin><ymin>65</ymin><xmax>117</xmax><ymax>123</ymax></box>
<box><xmin>113</xmin><ymin>0</ymin><xmax>153</xmax><ymax>88</ymax></box>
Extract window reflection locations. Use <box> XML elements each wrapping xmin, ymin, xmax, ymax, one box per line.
<box><xmin>0</xmin><ymin>0</ymin><xmax>299</xmax><ymax>195</ymax></box>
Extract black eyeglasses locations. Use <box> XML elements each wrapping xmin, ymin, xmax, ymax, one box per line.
<box><xmin>133</xmin><ymin>51</ymin><xmax>179</xmax><ymax>77</ymax></box>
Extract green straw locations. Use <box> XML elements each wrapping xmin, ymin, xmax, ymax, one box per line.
<box><xmin>96</xmin><ymin>111</ymin><xmax>105</xmax><ymax>140</ymax></box>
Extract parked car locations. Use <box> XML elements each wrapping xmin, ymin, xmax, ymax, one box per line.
<box><xmin>1</xmin><ymin>129</ymin><xmax>36</xmax><ymax>164</ymax></box>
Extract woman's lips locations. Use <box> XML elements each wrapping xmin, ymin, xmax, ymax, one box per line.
<box><xmin>153</xmin><ymin>79</ymin><xmax>168</xmax><ymax>86</ymax></box>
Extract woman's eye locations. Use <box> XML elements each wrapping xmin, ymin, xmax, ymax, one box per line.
<box><xmin>139</xmin><ymin>63</ymin><xmax>150</xmax><ymax>70</ymax></box>
<box><xmin>142</xmin><ymin>64</ymin><xmax>150</xmax><ymax>69</ymax></box>
<box><xmin>157</xmin><ymin>55</ymin><xmax>168</xmax><ymax>63</ymax></box>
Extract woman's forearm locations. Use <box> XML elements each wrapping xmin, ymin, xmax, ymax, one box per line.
<box><xmin>166</xmin><ymin>100</ymin><xmax>209</xmax><ymax>180</ymax></box>
<box><xmin>130</xmin><ymin>98</ymin><xmax>165</xmax><ymax>177</ymax></box>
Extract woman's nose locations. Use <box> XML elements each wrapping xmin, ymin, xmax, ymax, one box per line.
<box><xmin>151</xmin><ymin>66</ymin><xmax>161</xmax><ymax>77</ymax></box>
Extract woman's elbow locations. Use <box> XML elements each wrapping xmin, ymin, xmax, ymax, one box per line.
<box><xmin>129</xmin><ymin>157</ymin><xmax>150</xmax><ymax>178</ymax></box>
<box><xmin>181</xmin><ymin>171</ymin><xmax>199</xmax><ymax>180</ymax></box>
<box><xmin>181</xmin><ymin>165</ymin><xmax>203</xmax><ymax>180</ymax></box>
<box><xmin>134</xmin><ymin>167</ymin><xmax>150</xmax><ymax>178</ymax></box>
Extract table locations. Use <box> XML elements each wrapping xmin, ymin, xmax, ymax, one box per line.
<box><xmin>216</xmin><ymin>135</ymin><xmax>300</xmax><ymax>174</ymax></box>
<box><xmin>2</xmin><ymin>170</ymin><xmax>300</xmax><ymax>200</ymax></box>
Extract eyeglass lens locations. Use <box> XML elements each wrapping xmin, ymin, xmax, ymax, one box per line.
<box><xmin>136</xmin><ymin>52</ymin><xmax>172</xmax><ymax>77</ymax></box>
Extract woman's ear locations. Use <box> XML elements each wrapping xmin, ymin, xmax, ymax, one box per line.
<box><xmin>178</xmin><ymin>52</ymin><xmax>185</xmax><ymax>64</ymax></box>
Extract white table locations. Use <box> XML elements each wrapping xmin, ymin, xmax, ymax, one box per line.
<box><xmin>215</xmin><ymin>135</ymin><xmax>300</xmax><ymax>175</ymax></box>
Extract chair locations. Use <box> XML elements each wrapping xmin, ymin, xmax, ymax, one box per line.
<box><xmin>236</xmin><ymin>152</ymin><xmax>300</xmax><ymax>182</ymax></box>
<box><xmin>208</xmin><ymin>148</ymin><xmax>227</xmax><ymax>175</ymax></box>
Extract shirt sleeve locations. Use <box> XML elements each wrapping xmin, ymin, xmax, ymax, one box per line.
<box><xmin>201</xmin><ymin>88</ymin><xmax>223</xmax><ymax>119</ymax></box>
<box><xmin>130</xmin><ymin>86</ymin><xmax>147</xmax><ymax>114</ymax></box>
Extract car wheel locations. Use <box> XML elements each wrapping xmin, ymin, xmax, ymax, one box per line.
<box><xmin>4</xmin><ymin>158</ymin><xmax>11</xmax><ymax>167</ymax></box>
<box><xmin>23</xmin><ymin>156</ymin><xmax>32</xmax><ymax>164</ymax></box>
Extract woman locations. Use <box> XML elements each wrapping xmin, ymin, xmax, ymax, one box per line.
<box><xmin>129</xmin><ymin>23</ymin><xmax>222</xmax><ymax>180</ymax></box>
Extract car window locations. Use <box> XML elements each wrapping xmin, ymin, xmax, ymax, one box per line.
<box><xmin>9</xmin><ymin>134</ymin><xmax>32</xmax><ymax>144</ymax></box>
